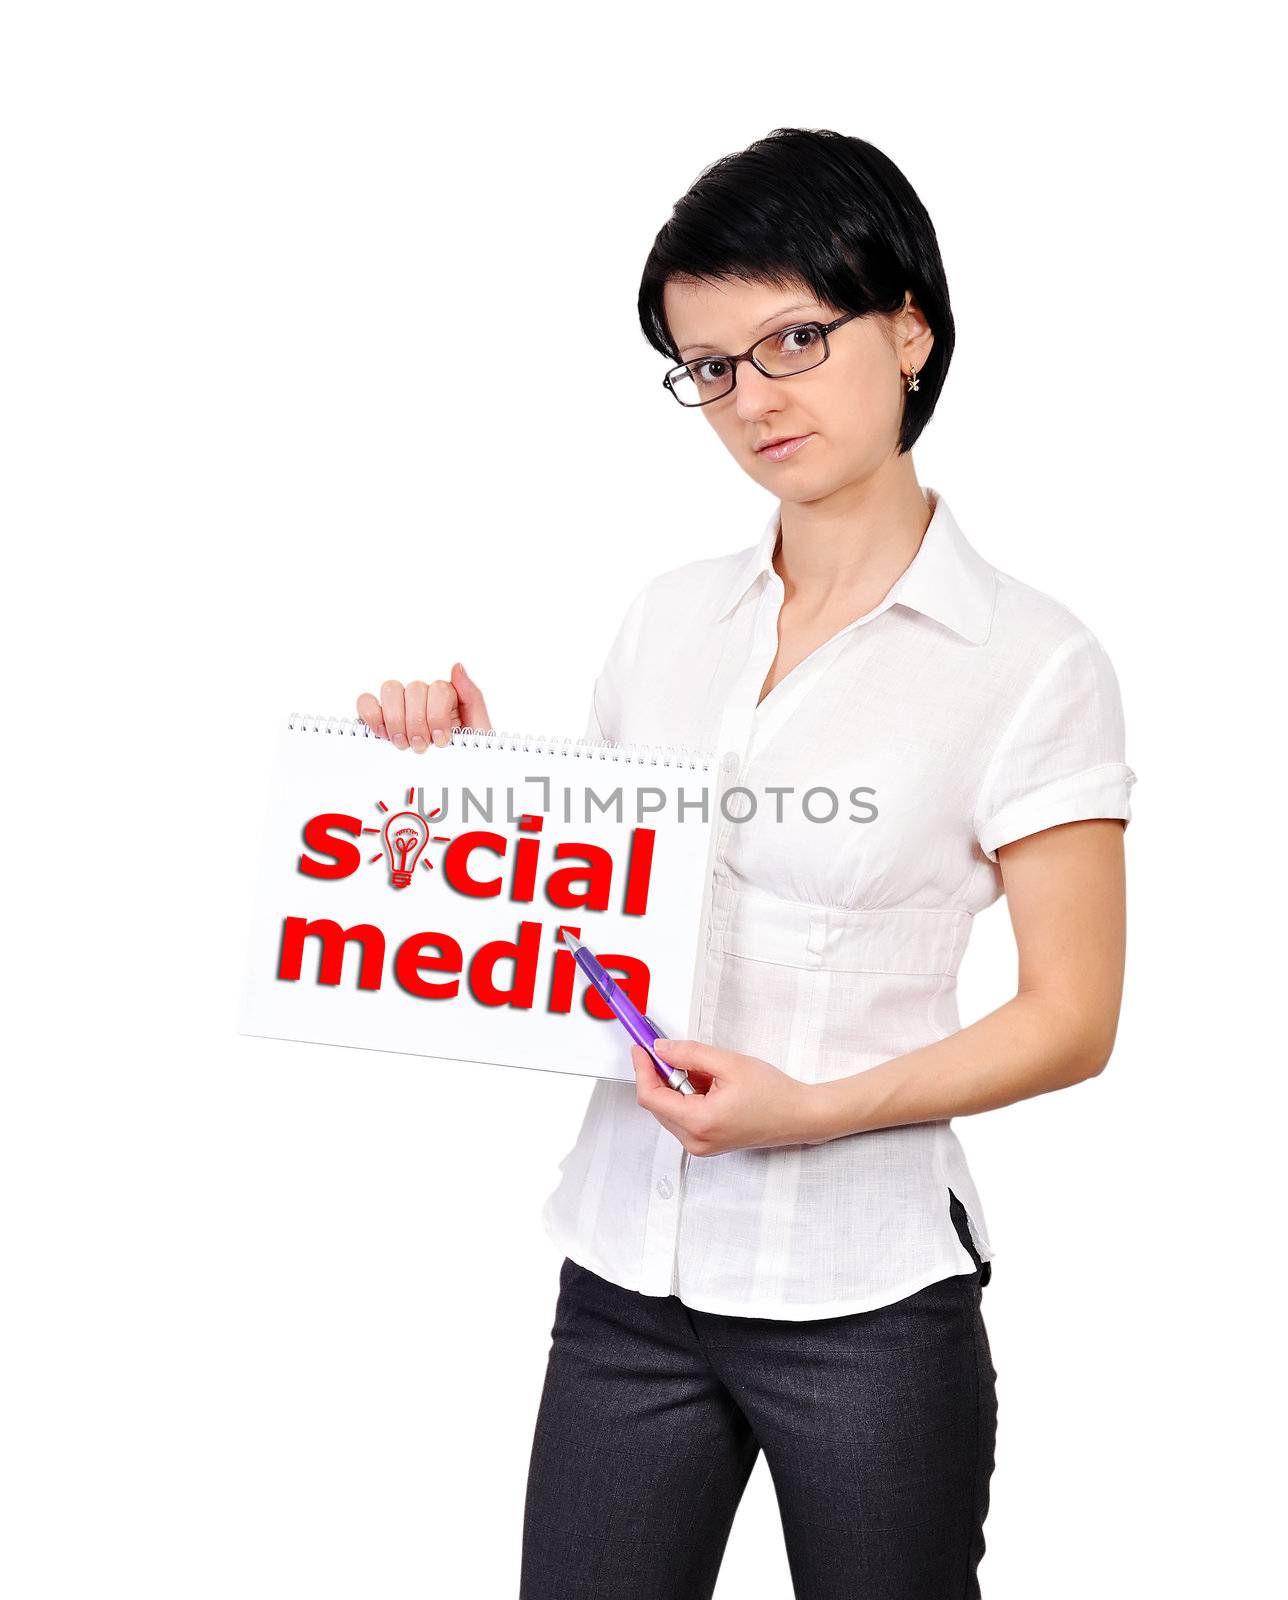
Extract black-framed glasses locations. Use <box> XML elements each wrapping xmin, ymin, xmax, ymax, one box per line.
<box><xmin>662</xmin><ymin>311</ymin><xmax>860</xmax><ymax>407</ymax></box>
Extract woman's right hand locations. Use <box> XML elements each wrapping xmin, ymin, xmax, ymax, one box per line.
<box><xmin>356</xmin><ymin>664</ymin><xmax>494</xmax><ymax>751</ymax></box>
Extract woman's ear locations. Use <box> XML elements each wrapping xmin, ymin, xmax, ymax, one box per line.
<box><xmin>898</xmin><ymin>290</ymin><xmax>935</xmax><ymax>370</ymax></box>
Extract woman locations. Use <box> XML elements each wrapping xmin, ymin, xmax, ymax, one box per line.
<box><xmin>358</xmin><ymin>128</ymin><xmax>1136</xmax><ymax>1599</ymax></box>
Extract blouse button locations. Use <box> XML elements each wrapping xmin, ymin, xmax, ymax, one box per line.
<box><xmin>656</xmin><ymin>1176</ymin><xmax>674</xmax><ymax>1199</ymax></box>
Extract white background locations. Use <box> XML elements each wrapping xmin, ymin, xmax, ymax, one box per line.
<box><xmin>4</xmin><ymin>4</ymin><xmax>1283</xmax><ymax>1595</ymax></box>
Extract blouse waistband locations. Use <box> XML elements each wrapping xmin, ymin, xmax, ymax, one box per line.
<box><xmin>707</xmin><ymin>875</ymin><xmax>973</xmax><ymax>978</ymax></box>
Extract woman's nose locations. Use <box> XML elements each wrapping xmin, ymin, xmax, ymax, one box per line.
<box><xmin>732</xmin><ymin>363</ymin><xmax>781</xmax><ymax>420</ymax></box>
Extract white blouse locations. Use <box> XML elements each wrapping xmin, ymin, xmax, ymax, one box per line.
<box><xmin>542</xmin><ymin>487</ymin><xmax>1137</xmax><ymax>1319</ymax></box>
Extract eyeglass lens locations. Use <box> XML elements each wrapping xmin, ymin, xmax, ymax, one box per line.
<box><xmin>669</xmin><ymin>323</ymin><xmax>830</xmax><ymax>405</ymax></box>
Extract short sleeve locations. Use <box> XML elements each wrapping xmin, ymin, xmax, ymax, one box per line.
<box><xmin>580</xmin><ymin>580</ymin><xmax>652</xmax><ymax>747</ymax></box>
<box><xmin>582</xmin><ymin>685</ymin><xmax>607</xmax><ymax>743</ymax></box>
<box><xmin>973</xmin><ymin>626</ymin><xmax>1137</xmax><ymax>865</ymax></box>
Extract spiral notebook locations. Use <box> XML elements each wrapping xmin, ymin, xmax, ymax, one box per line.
<box><xmin>238</xmin><ymin>715</ymin><xmax>736</xmax><ymax>1082</ymax></box>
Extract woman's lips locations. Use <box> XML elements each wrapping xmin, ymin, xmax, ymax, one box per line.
<box><xmin>757</xmin><ymin>434</ymin><xmax>814</xmax><ymax>462</ymax></box>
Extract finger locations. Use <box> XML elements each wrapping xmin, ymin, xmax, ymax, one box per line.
<box><xmin>632</xmin><ymin>1042</ymin><xmax>666</xmax><ymax>1094</ymax></box>
<box><xmin>653</xmin><ymin>1038</ymin><xmax>717</xmax><ymax>1074</ymax></box>
<box><xmin>425</xmin><ymin>679</ymin><xmax>460</xmax><ymax>748</ymax></box>
<box><xmin>633</xmin><ymin>1043</ymin><xmax>672</xmax><ymax>1107</ymax></box>
<box><xmin>356</xmin><ymin>692</ymin><xmax>388</xmax><ymax>740</ymax></box>
<box><xmin>404</xmin><ymin>680</ymin><xmax>430</xmax><ymax>751</ymax></box>
<box><xmin>451</xmin><ymin>663</ymin><xmax>493</xmax><ymax>733</ymax></box>
<box><xmin>653</xmin><ymin>1039</ymin><xmax>719</xmax><ymax>1094</ymax></box>
<box><xmin>380</xmin><ymin>680</ymin><xmax>409</xmax><ymax>750</ymax></box>
<box><xmin>632</xmin><ymin>1046</ymin><xmax>702</xmax><ymax>1133</ymax></box>
<box><xmin>680</xmin><ymin>1065</ymin><xmax>716</xmax><ymax>1094</ymax></box>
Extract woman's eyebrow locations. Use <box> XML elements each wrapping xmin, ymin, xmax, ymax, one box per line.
<box><xmin>678</xmin><ymin>302</ymin><xmax>822</xmax><ymax>357</ymax></box>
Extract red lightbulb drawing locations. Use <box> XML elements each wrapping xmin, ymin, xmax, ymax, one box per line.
<box><xmin>382</xmin><ymin>810</ymin><xmax>430</xmax><ymax>888</ymax></box>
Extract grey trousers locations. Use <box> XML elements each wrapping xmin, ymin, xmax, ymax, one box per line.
<box><xmin>520</xmin><ymin>1191</ymin><xmax>997</xmax><ymax>1599</ymax></box>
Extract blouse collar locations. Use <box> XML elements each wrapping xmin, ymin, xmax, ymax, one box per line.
<box><xmin>708</xmin><ymin>486</ymin><xmax>997</xmax><ymax>645</ymax></box>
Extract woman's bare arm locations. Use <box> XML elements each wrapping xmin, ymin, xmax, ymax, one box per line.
<box><xmin>802</xmin><ymin>817</ymin><xmax>1127</xmax><ymax>1141</ymax></box>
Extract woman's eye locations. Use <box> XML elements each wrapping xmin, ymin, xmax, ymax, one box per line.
<box><xmin>779</xmin><ymin>325</ymin><xmax>820</xmax><ymax>353</ymax></box>
<box><xmin>696</xmin><ymin>360</ymin><xmax>728</xmax><ymax>382</ymax></box>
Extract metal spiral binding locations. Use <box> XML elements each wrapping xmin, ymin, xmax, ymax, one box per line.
<box><xmin>285</xmin><ymin>713</ymin><xmax>714</xmax><ymax>771</ymax></box>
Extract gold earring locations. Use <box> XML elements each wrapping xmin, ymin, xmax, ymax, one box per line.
<box><xmin>905</xmin><ymin>363</ymin><xmax>920</xmax><ymax>393</ymax></box>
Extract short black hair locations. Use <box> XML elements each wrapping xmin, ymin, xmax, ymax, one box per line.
<box><xmin>637</xmin><ymin>128</ymin><xmax>954</xmax><ymax>455</ymax></box>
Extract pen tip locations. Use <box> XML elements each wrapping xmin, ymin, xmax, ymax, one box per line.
<box><xmin>558</xmin><ymin>926</ymin><xmax>583</xmax><ymax>953</ymax></box>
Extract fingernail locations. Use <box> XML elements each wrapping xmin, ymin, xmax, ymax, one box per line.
<box><xmin>431</xmin><ymin>729</ymin><xmax>449</xmax><ymax>747</ymax></box>
<box><xmin>411</xmin><ymin>736</ymin><xmax>427</xmax><ymax>752</ymax></box>
<box><xmin>393</xmin><ymin>734</ymin><xmax>408</xmax><ymax>749</ymax></box>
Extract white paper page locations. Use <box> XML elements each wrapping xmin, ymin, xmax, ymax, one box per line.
<box><xmin>239</xmin><ymin>722</ymin><xmax>723</xmax><ymax>1083</ymax></box>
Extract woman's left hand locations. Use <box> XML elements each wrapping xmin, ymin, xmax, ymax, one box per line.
<box><xmin>630</xmin><ymin>1038</ymin><xmax>821</xmax><ymax>1156</ymax></box>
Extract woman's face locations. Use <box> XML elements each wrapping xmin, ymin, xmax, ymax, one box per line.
<box><xmin>661</xmin><ymin>275</ymin><xmax>932</xmax><ymax>497</ymax></box>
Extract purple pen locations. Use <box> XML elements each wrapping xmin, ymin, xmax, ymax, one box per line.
<box><xmin>559</xmin><ymin>927</ymin><xmax>695</xmax><ymax>1095</ymax></box>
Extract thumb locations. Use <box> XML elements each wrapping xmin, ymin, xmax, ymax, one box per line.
<box><xmin>653</xmin><ymin>1037</ymin><xmax>717</xmax><ymax>1093</ymax></box>
<box><xmin>451</xmin><ymin>662</ymin><xmax>493</xmax><ymax>732</ymax></box>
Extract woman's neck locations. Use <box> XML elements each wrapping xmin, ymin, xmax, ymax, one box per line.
<box><xmin>773</xmin><ymin>476</ymin><xmax>934</xmax><ymax>619</ymax></box>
